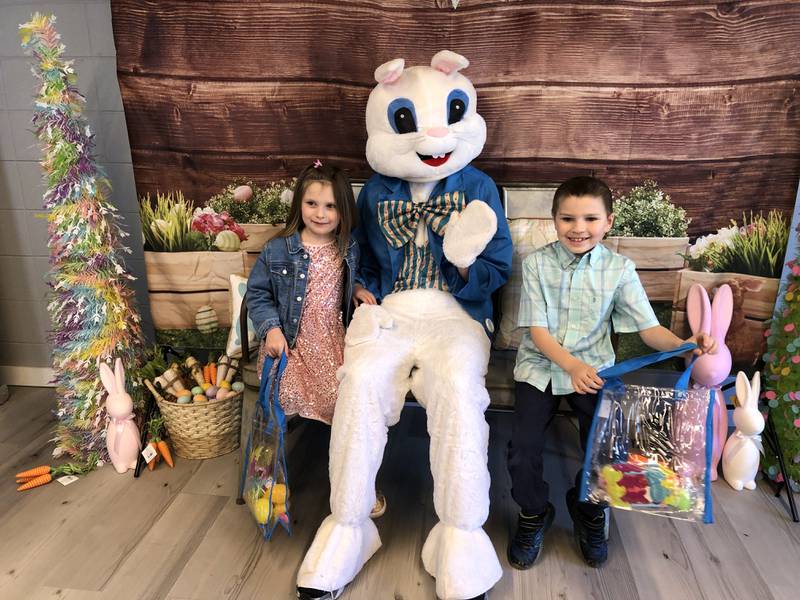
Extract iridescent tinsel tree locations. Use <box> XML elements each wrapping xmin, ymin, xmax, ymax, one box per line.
<box><xmin>20</xmin><ymin>14</ymin><xmax>145</xmax><ymax>459</ymax></box>
<box><xmin>762</xmin><ymin>221</ymin><xmax>800</xmax><ymax>492</ymax></box>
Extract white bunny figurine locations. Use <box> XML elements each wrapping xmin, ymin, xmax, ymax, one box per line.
<box><xmin>721</xmin><ymin>371</ymin><xmax>764</xmax><ymax>491</ymax></box>
<box><xmin>100</xmin><ymin>358</ymin><xmax>141</xmax><ymax>473</ymax></box>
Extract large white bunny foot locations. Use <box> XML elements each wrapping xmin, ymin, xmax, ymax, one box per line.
<box><xmin>297</xmin><ymin>515</ymin><xmax>381</xmax><ymax>591</ymax></box>
<box><xmin>744</xmin><ymin>480</ymin><xmax>757</xmax><ymax>490</ymax></box>
<box><xmin>421</xmin><ymin>522</ymin><xmax>502</xmax><ymax>600</ymax></box>
<box><xmin>443</xmin><ymin>200</ymin><xmax>497</xmax><ymax>269</ymax></box>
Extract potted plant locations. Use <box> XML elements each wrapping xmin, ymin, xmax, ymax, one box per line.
<box><xmin>670</xmin><ymin>210</ymin><xmax>790</xmax><ymax>368</ymax></box>
<box><xmin>605</xmin><ymin>180</ymin><xmax>691</xmax><ymax>301</ymax></box>
<box><xmin>207</xmin><ymin>180</ymin><xmax>294</xmax><ymax>254</ymax></box>
<box><xmin>140</xmin><ymin>192</ymin><xmax>249</xmax><ymax>330</ymax></box>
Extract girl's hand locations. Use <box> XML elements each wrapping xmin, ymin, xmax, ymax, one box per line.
<box><xmin>265</xmin><ymin>327</ymin><xmax>288</xmax><ymax>358</ymax></box>
<box><xmin>567</xmin><ymin>360</ymin><xmax>604</xmax><ymax>394</ymax></box>
<box><xmin>353</xmin><ymin>284</ymin><xmax>377</xmax><ymax>306</ymax></box>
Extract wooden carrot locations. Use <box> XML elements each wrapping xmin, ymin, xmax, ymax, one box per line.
<box><xmin>17</xmin><ymin>473</ymin><xmax>52</xmax><ymax>491</ymax></box>
<box><xmin>15</xmin><ymin>465</ymin><xmax>50</xmax><ymax>479</ymax></box>
<box><xmin>157</xmin><ymin>440</ymin><xmax>174</xmax><ymax>467</ymax></box>
<box><xmin>16</xmin><ymin>452</ymin><xmax>99</xmax><ymax>492</ymax></box>
<box><xmin>203</xmin><ymin>365</ymin><xmax>211</xmax><ymax>384</ymax></box>
<box><xmin>209</xmin><ymin>362</ymin><xmax>217</xmax><ymax>387</ymax></box>
<box><xmin>146</xmin><ymin>441</ymin><xmax>160</xmax><ymax>470</ymax></box>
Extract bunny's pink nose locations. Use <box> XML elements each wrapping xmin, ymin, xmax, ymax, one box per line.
<box><xmin>426</xmin><ymin>126</ymin><xmax>449</xmax><ymax>138</ymax></box>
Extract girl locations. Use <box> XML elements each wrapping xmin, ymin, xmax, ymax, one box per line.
<box><xmin>246</xmin><ymin>163</ymin><xmax>385</xmax><ymax>515</ymax></box>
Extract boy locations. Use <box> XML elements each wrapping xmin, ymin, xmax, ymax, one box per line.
<box><xmin>507</xmin><ymin>176</ymin><xmax>716</xmax><ymax>569</ymax></box>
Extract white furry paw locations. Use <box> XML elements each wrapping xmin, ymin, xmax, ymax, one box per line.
<box><xmin>442</xmin><ymin>200</ymin><xmax>497</xmax><ymax>269</ymax></box>
<box><xmin>344</xmin><ymin>305</ymin><xmax>394</xmax><ymax>347</ymax></box>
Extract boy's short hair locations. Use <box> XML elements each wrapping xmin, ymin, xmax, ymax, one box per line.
<box><xmin>551</xmin><ymin>176</ymin><xmax>613</xmax><ymax>216</ymax></box>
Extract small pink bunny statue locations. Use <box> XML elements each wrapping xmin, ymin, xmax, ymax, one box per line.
<box><xmin>100</xmin><ymin>358</ymin><xmax>141</xmax><ymax>473</ymax></box>
<box><xmin>722</xmin><ymin>371</ymin><xmax>764</xmax><ymax>491</ymax></box>
<box><xmin>684</xmin><ymin>283</ymin><xmax>733</xmax><ymax>480</ymax></box>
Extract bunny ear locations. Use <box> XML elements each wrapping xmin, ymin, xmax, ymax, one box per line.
<box><xmin>99</xmin><ymin>362</ymin><xmax>117</xmax><ymax>395</ymax></box>
<box><xmin>374</xmin><ymin>58</ymin><xmax>404</xmax><ymax>84</ymax></box>
<box><xmin>114</xmin><ymin>358</ymin><xmax>125</xmax><ymax>392</ymax></box>
<box><xmin>430</xmin><ymin>50</ymin><xmax>469</xmax><ymax>75</ymax></box>
<box><xmin>686</xmin><ymin>284</ymin><xmax>711</xmax><ymax>335</ymax></box>
<box><xmin>750</xmin><ymin>371</ymin><xmax>761</xmax><ymax>404</ymax></box>
<box><xmin>735</xmin><ymin>371</ymin><xmax>751</xmax><ymax>409</ymax></box>
<box><xmin>710</xmin><ymin>284</ymin><xmax>733</xmax><ymax>339</ymax></box>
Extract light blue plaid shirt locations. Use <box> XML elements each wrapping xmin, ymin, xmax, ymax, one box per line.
<box><xmin>514</xmin><ymin>241</ymin><xmax>659</xmax><ymax>395</ymax></box>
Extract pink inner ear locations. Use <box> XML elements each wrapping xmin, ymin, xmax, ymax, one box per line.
<box><xmin>380</xmin><ymin>70</ymin><xmax>402</xmax><ymax>84</ymax></box>
<box><xmin>434</xmin><ymin>61</ymin><xmax>458</xmax><ymax>75</ymax></box>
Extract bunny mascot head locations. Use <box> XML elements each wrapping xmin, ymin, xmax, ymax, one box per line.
<box><xmin>297</xmin><ymin>52</ymin><xmax>511</xmax><ymax>600</ymax></box>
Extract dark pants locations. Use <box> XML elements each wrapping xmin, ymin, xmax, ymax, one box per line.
<box><xmin>508</xmin><ymin>381</ymin><xmax>601</xmax><ymax>516</ymax></box>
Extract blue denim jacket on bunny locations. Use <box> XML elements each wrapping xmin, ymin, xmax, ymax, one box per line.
<box><xmin>246</xmin><ymin>231</ymin><xmax>359</xmax><ymax>346</ymax></box>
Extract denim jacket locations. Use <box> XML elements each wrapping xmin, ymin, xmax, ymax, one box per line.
<box><xmin>246</xmin><ymin>232</ymin><xmax>359</xmax><ymax>346</ymax></box>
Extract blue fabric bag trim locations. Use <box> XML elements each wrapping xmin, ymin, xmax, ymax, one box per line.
<box><xmin>579</xmin><ymin>343</ymin><xmax>713</xmax><ymax>522</ymax></box>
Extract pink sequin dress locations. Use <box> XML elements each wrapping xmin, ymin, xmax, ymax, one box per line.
<box><xmin>258</xmin><ymin>241</ymin><xmax>344</xmax><ymax>424</ymax></box>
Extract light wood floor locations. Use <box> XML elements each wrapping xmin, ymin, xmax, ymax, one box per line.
<box><xmin>1</xmin><ymin>386</ymin><xmax>798</xmax><ymax>600</ymax></box>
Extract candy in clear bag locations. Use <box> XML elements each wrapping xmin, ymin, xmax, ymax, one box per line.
<box><xmin>580</xmin><ymin>346</ymin><xmax>715</xmax><ymax>524</ymax></box>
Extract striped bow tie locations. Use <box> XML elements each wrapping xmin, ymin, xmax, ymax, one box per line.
<box><xmin>377</xmin><ymin>191</ymin><xmax>466</xmax><ymax>248</ymax></box>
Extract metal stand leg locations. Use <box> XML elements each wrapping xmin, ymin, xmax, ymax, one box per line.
<box><xmin>762</xmin><ymin>414</ymin><xmax>799</xmax><ymax>522</ymax></box>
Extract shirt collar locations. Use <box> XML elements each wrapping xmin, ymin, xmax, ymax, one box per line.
<box><xmin>554</xmin><ymin>240</ymin><xmax>605</xmax><ymax>269</ymax></box>
<box><xmin>285</xmin><ymin>231</ymin><xmax>303</xmax><ymax>254</ymax></box>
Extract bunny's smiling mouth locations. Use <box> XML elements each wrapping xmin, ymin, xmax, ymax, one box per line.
<box><xmin>417</xmin><ymin>152</ymin><xmax>452</xmax><ymax>167</ymax></box>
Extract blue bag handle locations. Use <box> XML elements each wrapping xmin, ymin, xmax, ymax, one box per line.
<box><xmin>258</xmin><ymin>352</ymin><xmax>288</xmax><ymax>433</ymax></box>
<box><xmin>597</xmin><ymin>342</ymin><xmax>698</xmax><ymax>391</ymax></box>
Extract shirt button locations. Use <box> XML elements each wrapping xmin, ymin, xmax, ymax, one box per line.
<box><xmin>299</xmin><ymin>273</ymin><xmax>305</xmax><ymax>279</ymax></box>
<box><xmin>296</xmin><ymin>296</ymin><xmax>302</xmax><ymax>302</ymax></box>
<box><xmin>303</xmin><ymin>254</ymin><xmax>308</xmax><ymax>259</ymax></box>
<box><xmin>292</xmin><ymin>318</ymin><xmax>298</xmax><ymax>323</ymax></box>
<box><xmin>282</xmin><ymin>269</ymin><xmax>287</xmax><ymax>275</ymax></box>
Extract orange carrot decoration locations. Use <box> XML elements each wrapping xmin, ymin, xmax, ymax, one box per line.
<box><xmin>203</xmin><ymin>365</ymin><xmax>211</xmax><ymax>384</ymax></box>
<box><xmin>15</xmin><ymin>452</ymin><xmax>99</xmax><ymax>492</ymax></box>
<box><xmin>15</xmin><ymin>465</ymin><xmax>50</xmax><ymax>479</ymax></box>
<box><xmin>209</xmin><ymin>362</ymin><xmax>217</xmax><ymax>387</ymax></box>
<box><xmin>157</xmin><ymin>440</ymin><xmax>174</xmax><ymax>468</ymax></box>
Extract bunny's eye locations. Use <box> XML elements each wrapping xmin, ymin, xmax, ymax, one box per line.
<box><xmin>388</xmin><ymin>98</ymin><xmax>417</xmax><ymax>134</ymax></box>
<box><xmin>447</xmin><ymin>89</ymin><xmax>469</xmax><ymax>125</ymax></box>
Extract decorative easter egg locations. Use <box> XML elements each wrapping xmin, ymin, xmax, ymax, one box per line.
<box><xmin>233</xmin><ymin>184</ymin><xmax>253</xmax><ymax>202</ymax></box>
<box><xmin>252</xmin><ymin>496</ymin><xmax>270</xmax><ymax>524</ymax></box>
<box><xmin>176</xmin><ymin>395</ymin><xmax>192</xmax><ymax>404</ymax></box>
<box><xmin>201</xmin><ymin>382</ymin><xmax>211</xmax><ymax>391</ymax></box>
<box><xmin>193</xmin><ymin>394</ymin><xmax>207</xmax><ymax>403</ymax></box>
<box><xmin>232</xmin><ymin>381</ymin><xmax>245</xmax><ymax>392</ymax></box>
<box><xmin>214</xmin><ymin>230</ymin><xmax>240</xmax><ymax>252</ymax></box>
<box><xmin>272</xmin><ymin>503</ymin><xmax>287</xmax><ymax>517</ymax></box>
<box><xmin>271</xmin><ymin>483</ymin><xmax>288</xmax><ymax>504</ymax></box>
<box><xmin>220</xmin><ymin>379</ymin><xmax>231</xmax><ymax>389</ymax></box>
<box><xmin>195</xmin><ymin>305</ymin><xmax>218</xmax><ymax>333</ymax></box>
<box><xmin>191</xmin><ymin>386</ymin><xmax>203</xmax><ymax>396</ymax></box>
<box><xmin>215</xmin><ymin>389</ymin><xmax>229</xmax><ymax>401</ymax></box>
<box><xmin>206</xmin><ymin>385</ymin><xmax>218</xmax><ymax>399</ymax></box>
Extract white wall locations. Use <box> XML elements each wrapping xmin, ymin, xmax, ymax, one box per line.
<box><xmin>0</xmin><ymin>0</ymin><xmax>152</xmax><ymax>384</ymax></box>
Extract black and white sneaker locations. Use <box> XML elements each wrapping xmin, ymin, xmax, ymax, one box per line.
<box><xmin>296</xmin><ymin>587</ymin><xmax>343</xmax><ymax>600</ymax></box>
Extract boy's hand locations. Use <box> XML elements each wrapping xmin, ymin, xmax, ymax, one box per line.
<box><xmin>265</xmin><ymin>327</ymin><xmax>288</xmax><ymax>358</ymax></box>
<box><xmin>353</xmin><ymin>284</ymin><xmax>377</xmax><ymax>306</ymax></box>
<box><xmin>567</xmin><ymin>360</ymin><xmax>604</xmax><ymax>394</ymax></box>
<box><xmin>689</xmin><ymin>333</ymin><xmax>718</xmax><ymax>356</ymax></box>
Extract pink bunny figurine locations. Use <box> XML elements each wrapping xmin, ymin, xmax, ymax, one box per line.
<box><xmin>100</xmin><ymin>358</ymin><xmax>141</xmax><ymax>473</ymax></box>
<box><xmin>722</xmin><ymin>371</ymin><xmax>764</xmax><ymax>491</ymax></box>
<box><xmin>682</xmin><ymin>283</ymin><xmax>733</xmax><ymax>480</ymax></box>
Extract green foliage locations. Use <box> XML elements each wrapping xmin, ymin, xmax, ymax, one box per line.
<box><xmin>207</xmin><ymin>180</ymin><xmax>294</xmax><ymax>225</ymax></box>
<box><xmin>685</xmin><ymin>211</ymin><xmax>789</xmax><ymax>278</ymax></box>
<box><xmin>609</xmin><ymin>180</ymin><xmax>689</xmax><ymax>238</ymax></box>
<box><xmin>155</xmin><ymin>328</ymin><xmax>230</xmax><ymax>351</ymax></box>
<box><xmin>761</xmin><ymin>225</ymin><xmax>800</xmax><ymax>491</ymax></box>
<box><xmin>140</xmin><ymin>191</ymin><xmax>207</xmax><ymax>251</ymax></box>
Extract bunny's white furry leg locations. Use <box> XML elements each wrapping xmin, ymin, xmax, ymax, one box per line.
<box><xmin>443</xmin><ymin>200</ymin><xmax>497</xmax><ymax>268</ymax></box>
<box><xmin>297</xmin><ymin>304</ymin><xmax>413</xmax><ymax>592</ymax></box>
<box><xmin>744</xmin><ymin>481</ymin><xmax>757</xmax><ymax>490</ymax></box>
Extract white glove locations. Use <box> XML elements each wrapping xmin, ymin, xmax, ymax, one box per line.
<box><xmin>442</xmin><ymin>200</ymin><xmax>498</xmax><ymax>268</ymax></box>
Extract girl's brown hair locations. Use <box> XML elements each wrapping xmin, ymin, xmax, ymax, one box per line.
<box><xmin>281</xmin><ymin>163</ymin><xmax>358</xmax><ymax>257</ymax></box>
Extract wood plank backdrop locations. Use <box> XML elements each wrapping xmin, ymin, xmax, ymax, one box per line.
<box><xmin>110</xmin><ymin>0</ymin><xmax>800</xmax><ymax>236</ymax></box>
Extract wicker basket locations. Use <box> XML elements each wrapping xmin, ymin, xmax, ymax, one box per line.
<box><xmin>157</xmin><ymin>391</ymin><xmax>243</xmax><ymax>459</ymax></box>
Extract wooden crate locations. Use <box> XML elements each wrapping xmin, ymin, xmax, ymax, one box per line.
<box><xmin>240</xmin><ymin>223</ymin><xmax>283</xmax><ymax>277</ymax></box>
<box><xmin>605</xmin><ymin>236</ymin><xmax>689</xmax><ymax>302</ymax></box>
<box><xmin>145</xmin><ymin>251</ymin><xmax>248</xmax><ymax>329</ymax></box>
<box><xmin>669</xmin><ymin>269</ymin><xmax>780</xmax><ymax>367</ymax></box>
